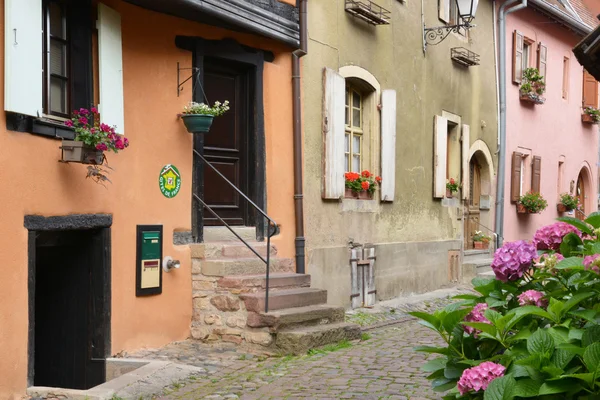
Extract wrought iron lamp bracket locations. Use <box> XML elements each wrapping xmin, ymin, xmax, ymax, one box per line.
<box><xmin>177</xmin><ymin>62</ymin><xmax>201</xmax><ymax>97</ymax></box>
<box><xmin>422</xmin><ymin>23</ymin><xmax>475</xmax><ymax>53</ymax></box>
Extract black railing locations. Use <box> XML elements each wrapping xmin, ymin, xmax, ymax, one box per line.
<box><xmin>192</xmin><ymin>149</ymin><xmax>278</xmax><ymax>313</ymax></box>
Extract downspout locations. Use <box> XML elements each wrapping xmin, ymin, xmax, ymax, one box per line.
<box><xmin>495</xmin><ymin>0</ymin><xmax>527</xmax><ymax>248</ymax></box>
<box><xmin>292</xmin><ymin>0</ymin><xmax>307</xmax><ymax>274</ymax></box>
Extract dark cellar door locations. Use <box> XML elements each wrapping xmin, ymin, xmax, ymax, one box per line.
<box><xmin>203</xmin><ymin>58</ymin><xmax>251</xmax><ymax>226</ymax></box>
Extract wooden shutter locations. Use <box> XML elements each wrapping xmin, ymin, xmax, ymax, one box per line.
<box><xmin>512</xmin><ymin>31</ymin><xmax>524</xmax><ymax>84</ymax></box>
<box><xmin>510</xmin><ymin>151</ymin><xmax>523</xmax><ymax>202</ymax></box>
<box><xmin>439</xmin><ymin>0</ymin><xmax>450</xmax><ymax>23</ymax></box>
<box><xmin>4</xmin><ymin>0</ymin><xmax>43</xmax><ymax>116</ymax></box>
<box><xmin>531</xmin><ymin>156</ymin><xmax>541</xmax><ymax>193</ymax></box>
<box><xmin>537</xmin><ymin>43</ymin><xmax>547</xmax><ymax>82</ymax></box>
<box><xmin>98</xmin><ymin>3</ymin><xmax>125</xmax><ymax>133</ymax></box>
<box><xmin>380</xmin><ymin>89</ymin><xmax>396</xmax><ymax>202</ymax></box>
<box><xmin>461</xmin><ymin>124</ymin><xmax>470</xmax><ymax>201</ymax></box>
<box><xmin>433</xmin><ymin>115</ymin><xmax>448</xmax><ymax>199</ymax></box>
<box><xmin>583</xmin><ymin>69</ymin><xmax>599</xmax><ymax>109</ymax></box>
<box><xmin>322</xmin><ymin>68</ymin><xmax>345</xmax><ymax>199</ymax></box>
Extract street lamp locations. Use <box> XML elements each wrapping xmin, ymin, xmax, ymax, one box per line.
<box><xmin>423</xmin><ymin>0</ymin><xmax>479</xmax><ymax>53</ymax></box>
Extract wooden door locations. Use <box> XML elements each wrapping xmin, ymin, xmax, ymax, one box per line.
<box><xmin>203</xmin><ymin>58</ymin><xmax>251</xmax><ymax>226</ymax></box>
<box><xmin>465</xmin><ymin>159</ymin><xmax>481</xmax><ymax>249</ymax></box>
<box><xmin>576</xmin><ymin>173</ymin><xmax>586</xmax><ymax>220</ymax></box>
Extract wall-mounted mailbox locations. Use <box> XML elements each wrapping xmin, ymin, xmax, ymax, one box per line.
<box><xmin>136</xmin><ymin>225</ymin><xmax>163</xmax><ymax>296</ymax></box>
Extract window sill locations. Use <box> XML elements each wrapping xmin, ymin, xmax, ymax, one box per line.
<box><xmin>6</xmin><ymin>112</ymin><xmax>75</xmax><ymax>140</ymax></box>
<box><xmin>340</xmin><ymin>197</ymin><xmax>380</xmax><ymax>213</ymax></box>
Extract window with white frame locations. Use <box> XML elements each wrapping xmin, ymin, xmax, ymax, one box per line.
<box><xmin>345</xmin><ymin>85</ymin><xmax>363</xmax><ymax>172</ymax></box>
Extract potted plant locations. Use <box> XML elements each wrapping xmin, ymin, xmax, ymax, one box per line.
<box><xmin>517</xmin><ymin>191</ymin><xmax>548</xmax><ymax>214</ymax></box>
<box><xmin>446</xmin><ymin>178</ymin><xmax>459</xmax><ymax>198</ymax></box>
<box><xmin>519</xmin><ymin>68</ymin><xmax>546</xmax><ymax>104</ymax></box>
<box><xmin>472</xmin><ymin>231</ymin><xmax>492</xmax><ymax>250</ymax></box>
<box><xmin>62</xmin><ymin>107</ymin><xmax>129</xmax><ymax>184</ymax></box>
<box><xmin>179</xmin><ymin>101</ymin><xmax>230</xmax><ymax>133</ymax></box>
<box><xmin>582</xmin><ymin>106</ymin><xmax>600</xmax><ymax>124</ymax></box>
<box><xmin>557</xmin><ymin>192</ymin><xmax>579</xmax><ymax>213</ymax></box>
<box><xmin>344</xmin><ymin>170</ymin><xmax>381</xmax><ymax>200</ymax></box>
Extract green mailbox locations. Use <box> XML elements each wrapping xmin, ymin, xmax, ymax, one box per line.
<box><xmin>136</xmin><ymin>225</ymin><xmax>163</xmax><ymax>296</ymax></box>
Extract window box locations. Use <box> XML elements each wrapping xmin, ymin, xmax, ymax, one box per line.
<box><xmin>344</xmin><ymin>0</ymin><xmax>391</xmax><ymax>26</ymax></box>
<box><xmin>519</xmin><ymin>92</ymin><xmax>545</xmax><ymax>105</ymax></box>
<box><xmin>473</xmin><ymin>241</ymin><xmax>489</xmax><ymax>250</ymax></box>
<box><xmin>446</xmin><ymin>189</ymin><xmax>454</xmax><ymax>198</ymax></box>
<box><xmin>582</xmin><ymin>113</ymin><xmax>599</xmax><ymax>124</ymax></box>
<box><xmin>516</xmin><ymin>204</ymin><xmax>530</xmax><ymax>214</ymax></box>
<box><xmin>60</xmin><ymin>140</ymin><xmax>104</xmax><ymax>164</ymax></box>
<box><xmin>557</xmin><ymin>203</ymin><xmax>568</xmax><ymax>213</ymax></box>
<box><xmin>345</xmin><ymin>188</ymin><xmax>373</xmax><ymax>200</ymax></box>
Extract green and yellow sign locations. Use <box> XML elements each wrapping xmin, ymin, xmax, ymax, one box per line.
<box><xmin>159</xmin><ymin>164</ymin><xmax>181</xmax><ymax>198</ymax></box>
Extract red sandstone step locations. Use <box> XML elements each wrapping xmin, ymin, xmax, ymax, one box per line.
<box><xmin>241</xmin><ymin>288</ymin><xmax>328</xmax><ymax>313</ymax></box>
<box><xmin>199</xmin><ymin>257</ymin><xmax>295</xmax><ymax>276</ymax></box>
<box><xmin>246</xmin><ymin>304</ymin><xmax>345</xmax><ymax>329</ymax></box>
<box><xmin>275</xmin><ymin>322</ymin><xmax>362</xmax><ymax>355</ymax></box>
<box><xmin>190</xmin><ymin>242</ymin><xmax>277</xmax><ymax>259</ymax></box>
<box><xmin>218</xmin><ymin>273</ymin><xmax>310</xmax><ymax>290</ymax></box>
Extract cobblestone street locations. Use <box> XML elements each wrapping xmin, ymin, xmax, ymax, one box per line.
<box><xmin>142</xmin><ymin>320</ymin><xmax>443</xmax><ymax>400</ymax></box>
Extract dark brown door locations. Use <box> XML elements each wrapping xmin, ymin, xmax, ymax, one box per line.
<box><xmin>576</xmin><ymin>172</ymin><xmax>586</xmax><ymax>220</ymax></box>
<box><xmin>203</xmin><ymin>58</ymin><xmax>251</xmax><ymax>226</ymax></box>
<box><xmin>465</xmin><ymin>159</ymin><xmax>481</xmax><ymax>249</ymax></box>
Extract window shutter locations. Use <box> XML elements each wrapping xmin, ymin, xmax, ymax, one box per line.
<box><xmin>4</xmin><ymin>0</ymin><xmax>43</xmax><ymax>116</ymax></box>
<box><xmin>461</xmin><ymin>124</ymin><xmax>470</xmax><ymax>201</ymax></box>
<box><xmin>511</xmin><ymin>151</ymin><xmax>523</xmax><ymax>202</ymax></box>
<box><xmin>322</xmin><ymin>68</ymin><xmax>345</xmax><ymax>199</ymax></box>
<box><xmin>537</xmin><ymin>43</ymin><xmax>547</xmax><ymax>82</ymax></box>
<box><xmin>433</xmin><ymin>115</ymin><xmax>448</xmax><ymax>199</ymax></box>
<box><xmin>380</xmin><ymin>89</ymin><xmax>396</xmax><ymax>202</ymax></box>
<box><xmin>98</xmin><ymin>3</ymin><xmax>125</xmax><ymax>133</ymax></box>
<box><xmin>512</xmin><ymin>31</ymin><xmax>524</xmax><ymax>84</ymax></box>
<box><xmin>439</xmin><ymin>0</ymin><xmax>450</xmax><ymax>23</ymax></box>
<box><xmin>583</xmin><ymin>69</ymin><xmax>599</xmax><ymax>109</ymax></box>
<box><xmin>531</xmin><ymin>156</ymin><xmax>541</xmax><ymax>194</ymax></box>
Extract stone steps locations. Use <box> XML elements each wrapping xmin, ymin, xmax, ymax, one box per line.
<box><xmin>246</xmin><ymin>304</ymin><xmax>345</xmax><ymax>330</ymax></box>
<box><xmin>191</xmin><ymin>241</ymin><xmax>277</xmax><ymax>260</ymax></box>
<box><xmin>218</xmin><ymin>273</ymin><xmax>310</xmax><ymax>291</ymax></box>
<box><xmin>275</xmin><ymin>322</ymin><xmax>362</xmax><ymax>355</ymax></box>
<box><xmin>194</xmin><ymin>257</ymin><xmax>295</xmax><ymax>277</ymax></box>
<box><xmin>241</xmin><ymin>288</ymin><xmax>328</xmax><ymax>313</ymax></box>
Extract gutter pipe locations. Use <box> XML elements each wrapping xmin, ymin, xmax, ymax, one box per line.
<box><xmin>292</xmin><ymin>0</ymin><xmax>307</xmax><ymax>274</ymax></box>
<box><xmin>495</xmin><ymin>0</ymin><xmax>527</xmax><ymax>248</ymax></box>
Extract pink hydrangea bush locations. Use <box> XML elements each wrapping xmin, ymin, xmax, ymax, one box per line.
<box><xmin>457</xmin><ymin>362</ymin><xmax>506</xmax><ymax>395</ymax></box>
<box><xmin>491</xmin><ymin>240</ymin><xmax>537</xmax><ymax>282</ymax></box>
<box><xmin>584</xmin><ymin>254</ymin><xmax>600</xmax><ymax>273</ymax></box>
<box><xmin>463</xmin><ymin>303</ymin><xmax>491</xmax><ymax>336</ymax></box>
<box><xmin>517</xmin><ymin>290</ymin><xmax>547</xmax><ymax>307</ymax></box>
<box><xmin>533</xmin><ymin>222</ymin><xmax>581</xmax><ymax>251</ymax></box>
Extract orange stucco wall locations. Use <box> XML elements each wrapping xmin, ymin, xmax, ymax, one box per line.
<box><xmin>0</xmin><ymin>1</ymin><xmax>295</xmax><ymax>398</ymax></box>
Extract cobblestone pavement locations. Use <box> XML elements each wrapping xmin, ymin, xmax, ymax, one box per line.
<box><xmin>145</xmin><ymin>321</ymin><xmax>444</xmax><ymax>400</ymax></box>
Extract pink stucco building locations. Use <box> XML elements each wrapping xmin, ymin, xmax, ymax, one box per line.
<box><xmin>501</xmin><ymin>0</ymin><xmax>599</xmax><ymax>242</ymax></box>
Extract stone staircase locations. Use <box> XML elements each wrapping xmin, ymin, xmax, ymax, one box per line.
<box><xmin>189</xmin><ymin>237</ymin><xmax>361</xmax><ymax>354</ymax></box>
<box><xmin>462</xmin><ymin>249</ymin><xmax>495</xmax><ymax>281</ymax></box>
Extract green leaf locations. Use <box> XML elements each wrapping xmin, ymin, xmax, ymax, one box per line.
<box><xmin>582</xmin><ymin>326</ymin><xmax>600</xmax><ymax>347</ymax></box>
<box><xmin>513</xmin><ymin>379</ymin><xmax>542</xmax><ymax>397</ymax></box>
<box><xmin>432</xmin><ymin>381</ymin><xmax>457</xmax><ymax>392</ymax></box>
<box><xmin>562</xmin><ymin>292</ymin><xmax>595</xmax><ymax>316</ymax></box>
<box><xmin>414</xmin><ymin>346</ymin><xmax>450</xmax><ymax>355</ymax></box>
<box><xmin>539</xmin><ymin>379</ymin><xmax>580</xmax><ymax>395</ymax></box>
<box><xmin>444</xmin><ymin>363</ymin><xmax>466</xmax><ymax>379</ymax></box>
<box><xmin>552</xmin><ymin>348</ymin><xmax>576</xmax><ymax>370</ymax></box>
<box><xmin>560</xmin><ymin>232</ymin><xmax>584</xmax><ymax>257</ymax></box>
<box><xmin>569</xmin><ymin>309</ymin><xmax>599</xmax><ymax>324</ymax></box>
<box><xmin>556</xmin><ymin>373</ymin><xmax>594</xmax><ymax>386</ymax></box>
<box><xmin>483</xmin><ymin>375</ymin><xmax>516</xmax><ymax>400</ymax></box>
<box><xmin>508</xmin><ymin>328</ymin><xmax>532</xmax><ymax>343</ymax></box>
<box><xmin>527</xmin><ymin>329</ymin><xmax>555</xmax><ymax>357</ymax></box>
<box><xmin>557</xmin><ymin>217</ymin><xmax>593</xmax><ymax>234</ymax></box>
<box><xmin>507</xmin><ymin>305</ymin><xmax>554</xmax><ymax>325</ymax></box>
<box><xmin>585</xmin><ymin>211</ymin><xmax>600</xmax><ymax>228</ymax></box>
<box><xmin>569</xmin><ymin>329</ymin><xmax>585</xmax><ymax>341</ymax></box>
<box><xmin>422</xmin><ymin>357</ymin><xmax>447</xmax><ymax>372</ymax></box>
<box><xmin>453</xmin><ymin>294</ymin><xmax>480</xmax><ymax>300</ymax></box>
<box><xmin>583</xmin><ymin>342</ymin><xmax>600</xmax><ymax>373</ymax></box>
<box><xmin>555</xmin><ymin>256</ymin><xmax>584</xmax><ymax>270</ymax></box>
<box><xmin>548</xmin><ymin>298</ymin><xmax>564</xmax><ymax>321</ymax></box>
<box><xmin>461</xmin><ymin>322</ymin><xmax>497</xmax><ymax>336</ymax></box>
<box><xmin>557</xmin><ymin>343</ymin><xmax>585</xmax><ymax>356</ymax></box>
<box><xmin>485</xmin><ymin>309</ymin><xmax>503</xmax><ymax>324</ymax></box>
<box><xmin>409</xmin><ymin>312</ymin><xmax>441</xmax><ymax>331</ymax></box>
<box><xmin>542</xmin><ymin>364</ymin><xmax>564</xmax><ymax>378</ymax></box>
<box><xmin>442</xmin><ymin>309</ymin><xmax>471</xmax><ymax>335</ymax></box>
<box><xmin>547</xmin><ymin>326</ymin><xmax>569</xmax><ymax>345</ymax></box>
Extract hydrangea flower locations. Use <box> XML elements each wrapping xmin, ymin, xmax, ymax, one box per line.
<box><xmin>463</xmin><ymin>303</ymin><xmax>491</xmax><ymax>336</ymax></box>
<box><xmin>491</xmin><ymin>241</ymin><xmax>537</xmax><ymax>282</ymax></box>
<box><xmin>584</xmin><ymin>254</ymin><xmax>600</xmax><ymax>273</ymax></box>
<box><xmin>537</xmin><ymin>253</ymin><xmax>564</xmax><ymax>274</ymax></box>
<box><xmin>518</xmin><ymin>290</ymin><xmax>547</xmax><ymax>307</ymax></box>
<box><xmin>457</xmin><ymin>362</ymin><xmax>506</xmax><ymax>395</ymax></box>
<box><xmin>533</xmin><ymin>222</ymin><xmax>581</xmax><ymax>251</ymax></box>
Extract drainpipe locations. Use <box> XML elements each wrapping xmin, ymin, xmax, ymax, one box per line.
<box><xmin>495</xmin><ymin>0</ymin><xmax>527</xmax><ymax>248</ymax></box>
<box><xmin>292</xmin><ymin>0</ymin><xmax>307</xmax><ymax>274</ymax></box>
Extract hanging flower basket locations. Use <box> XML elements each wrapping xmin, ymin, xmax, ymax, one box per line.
<box><xmin>517</xmin><ymin>204</ymin><xmax>530</xmax><ymax>214</ymax></box>
<box><xmin>557</xmin><ymin>203</ymin><xmax>567</xmax><ymax>213</ymax></box>
<box><xmin>181</xmin><ymin>114</ymin><xmax>214</xmax><ymax>134</ymax></box>
<box><xmin>180</xmin><ymin>101</ymin><xmax>230</xmax><ymax>134</ymax></box>
<box><xmin>60</xmin><ymin>140</ymin><xmax>104</xmax><ymax>164</ymax></box>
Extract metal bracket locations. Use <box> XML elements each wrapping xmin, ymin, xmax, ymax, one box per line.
<box><xmin>423</xmin><ymin>23</ymin><xmax>475</xmax><ymax>54</ymax></box>
<box><xmin>177</xmin><ymin>62</ymin><xmax>200</xmax><ymax>97</ymax></box>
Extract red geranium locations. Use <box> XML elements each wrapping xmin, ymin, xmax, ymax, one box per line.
<box><xmin>375</xmin><ymin>176</ymin><xmax>382</xmax><ymax>184</ymax></box>
<box><xmin>361</xmin><ymin>181</ymin><xmax>370</xmax><ymax>190</ymax></box>
<box><xmin>361</xmin><ymin>170</ymin><xmax>371</xmax><ymax>178</ymax></box>
<box><xmin>345</xmin><ymin>172</ymin><xmax>360</xmax><ymax>182</ymax></box>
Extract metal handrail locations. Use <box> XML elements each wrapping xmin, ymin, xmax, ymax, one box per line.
<box><xmin>193</xmin><ymin>149</ymin><xmax>278</xmax><ymax>312</ymax></box>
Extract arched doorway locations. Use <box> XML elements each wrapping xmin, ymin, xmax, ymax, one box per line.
<box><xmin>576</xmin><ymin>170</ymin><xmax>588</xmax><ymax>220</ymax></box>
<box><xmin>465</xmin><ymin>158</ymin><xmax>481</xmax><ymax>249</ymax></box>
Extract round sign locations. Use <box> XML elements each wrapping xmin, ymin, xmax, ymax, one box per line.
<box><xmin>159</xmin><ymin>164</ymin><xmax>181</xmax><ymax>198</ymax></box>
